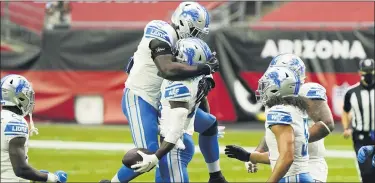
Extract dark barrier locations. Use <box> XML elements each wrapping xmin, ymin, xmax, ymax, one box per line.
<box><xmin>1</xmin><ymin>28</ymin><xmax>374</xmax><ymax>123</ymax></box>
<box><xmin>211</xmin><ymin>27</ymin><xmax>374</xmax><ymax>121</ymax></box>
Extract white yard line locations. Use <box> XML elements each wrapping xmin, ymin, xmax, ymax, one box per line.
<box><xmin>29</xmin><ymin>140</ymin><xmax>356</xmax><ymax>159</ymax></box>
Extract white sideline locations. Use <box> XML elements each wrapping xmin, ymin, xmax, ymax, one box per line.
<box><xmin>29</xmin><ymin>140</ymin><xmax>356</xmax><ymax>159</ymax></box>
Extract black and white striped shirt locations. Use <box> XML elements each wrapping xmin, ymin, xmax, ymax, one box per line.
<box><xmin>343</xmin><ymin>82</ymin><xmax>375</xmax><ymax>132</ymax></box>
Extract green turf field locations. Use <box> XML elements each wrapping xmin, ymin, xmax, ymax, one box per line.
<box><xmin>28</xmin><ymin>124</ymin><xmax>359</xmax><ymax>182</ymax></box>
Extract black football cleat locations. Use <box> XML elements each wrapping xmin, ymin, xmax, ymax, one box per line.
<box><xmin>208</xmin><ymin>175</ymin><xmax>229</xmax><ymax>183</ymax></box>
<box><xmin>99</xmin><ymin>180</ymin><xmax>111</xmax><ymax>183</ymax></box>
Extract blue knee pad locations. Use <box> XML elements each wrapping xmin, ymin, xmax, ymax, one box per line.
<box><xmin>156</xmin><ymin>134</ymin><xmax>195</xmax><ymax>183</ymax></box>
<box><xmin>194</xmin><ymin>108</ymin><xmax>217</xmax><ymax>135</ymax></box>
<box><xmin>115</xmin><ymin>89</ymin><xmax>159</xmax><ymax>182</ymax></box>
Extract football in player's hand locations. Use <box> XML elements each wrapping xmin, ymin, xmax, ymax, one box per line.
<box><xmin>122</xmin><ymin>148</ymin><xmax>153</xmax><ymax>168</ymax></box>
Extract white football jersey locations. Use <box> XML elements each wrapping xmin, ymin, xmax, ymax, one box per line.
<box><xmin>265</xmin><ymin>105</ymin><xmax>309</xmax><ymax>177</ymax></box>
<box><xmin>299</xmin><ymin>82</ymin><xmax>327</xmax><ymax>159</ymax></box>
<box><xmin>159</xmin><ymin>76</ymin><xmax>203</xmax><ymax>136</ymax></box>
<box><xmin>1</xmin><ymin>110</ymin><xmax>29</xmax><ymax>182</ymax></box>
<box><xmin>125</xmin><ymin>20</ymin><xmax>178</xmax><ymax>109</ymax></box>
<box><xmin>298</xmin><ymin>82</ymin><xmax>328</xmax><ymax>181</ymax></box>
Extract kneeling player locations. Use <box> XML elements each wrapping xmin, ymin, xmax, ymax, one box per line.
<box><xmin>225</xmin><ymin>67</ymin><xmax>313</xmax><ymax>182</ymax></box>
<box><xmin>130</xmin><ymin>38</ymin><xmax>214</xmax><ymax>182</ymax></box>
<box><xmin>1</xmin><ymin>74</ymin><xmax>67</xmax><ymax>183</ymax></box>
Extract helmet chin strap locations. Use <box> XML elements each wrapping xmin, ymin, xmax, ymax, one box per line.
<box><xmin>29</xmin><ymin>113</ymin><xmax>35</xmax><ymax>129</ymax></box>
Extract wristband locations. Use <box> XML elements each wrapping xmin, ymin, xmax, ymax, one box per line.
<box><xmin>47</xmin><ymin>173</ymin><xmax>58</xmax><ymax>182</ymax></box>
<box><xmin>318</xmin><ymin>121</ymin><xmax>332</xmax><ymax>133</ymax></box>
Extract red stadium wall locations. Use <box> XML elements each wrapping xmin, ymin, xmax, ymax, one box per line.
<box><xmin>71</xmin><ymin>2</ymin><xmax>223</xmax><ymax>22</ymax></box>
<box><xmin>260</xmin><ymin>2</ymin><xmax>374</xmax><ymax>22</ymax></box>
<box><xmin>0</xmin><ymin>1</ymin><xmax>224</xmax><ymax>32</ymax></box>
<box><xmin>0</xmin><ymin>71</ymin><xmax>236</xmax><ymax>124</ymax></box>
<box><xmin>0</xmin><ymin>70</ymin><xmax>362</xmax><ymax>124</ymax></box>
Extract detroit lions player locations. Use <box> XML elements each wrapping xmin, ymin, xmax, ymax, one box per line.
<box><xmin>104</xmin><ymin>2</ymin><xmax>226</xmax><ymax>183</ymax></box>
<box><xmin>252</xmin><ymin>53</ymin><xmax>334</xmax><ymax>182</ymax></box>
<box><xmin>1</xmin><ymin>74</ymin><xmax>67</xmax><ymax>183</ymax></box>
<box><xmin>130</xmin><ymin>37</ymin><xmax>214</xmax><ymax>182</ymax></box>
<box><xmin>225</xmin><ymin>67</ymin><xmax>313</xmax><ymax>182</ymax></box>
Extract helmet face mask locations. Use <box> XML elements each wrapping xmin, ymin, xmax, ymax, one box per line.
<box><xmin>171</xmin><ymin>2</ymin><xmax>210</xmax><ymax>39</ymax></box>
<box><xmin>1</xmin><ymin>75</ymin><xmax>35</xmax><ymax>117</ymax></box>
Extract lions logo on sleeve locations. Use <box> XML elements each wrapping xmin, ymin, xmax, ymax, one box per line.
<box><xmin>144</xmin><ymin>20</ymin><xmax>177</xmax><ymax>47</ymax></box>
<box><xmin>299</xmin><ymin>82</ymin><xmax>327</xmax><ymax>101</ymax></box>
<box><xmin>163</xmin><ymin>81</ymin><xmax>192</xmax><ymax>102</ymax></box>
<box><xmin>265</xmin><ymin>106</ymin><xmax>293</xmax><ymax>128</ymax></box>
<box><xmin>1</xmin><ymin>110</ymin><xmax>29</xmax><ymax>142</ymax></box>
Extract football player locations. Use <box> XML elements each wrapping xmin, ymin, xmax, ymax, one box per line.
<box><xmin>103</xmin><ymin>2</ymin><xmax>226</xmax><ymax>183</ymax></box>
<box><xmin>1</xmin><ymin>74</ymin><xmax>67</xmax><ymax>183</ymax></box>
<box><xmin>251</xmin><ymin>54</ymin><xmax>334</xmax><ymax>182</ymax></box>
<box><xmin>130</xmin><ymin>37</ymin><xmax>214</xmax><ymax>182</ymax></box>
<box><xmin>225</xmin><ymin>67</ymin><xmax>313</xmax><ymax>182</ymax></box>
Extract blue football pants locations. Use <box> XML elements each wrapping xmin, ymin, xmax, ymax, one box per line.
<box><xmin>114</xmin><ymin>88</ymin><xmax>217</xmax><ymax>182</ymax></box>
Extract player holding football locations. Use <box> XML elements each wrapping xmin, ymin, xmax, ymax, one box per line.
<box><xmin>130</xmin><ymin>37</ymin><xmax>215</xmax><ymax>182</ymax></box>
<box><xmin>103</xmin><ymin>2</ymin><xmax>226</xmax><ymax>183</ymax></box>
<box><xmin>225</xmin><ymin>67</ymin><xmax>313</xmax><ymax>182</ymax></box>
<box><xmin>1</xmin><ymin>74</ymin><xmax>68</xmax><ymax>183</ymax></box>
<box><xmin>247</xmin><ymin>54</ymin><xmax>334</xmax><ymax>182</ymax></box>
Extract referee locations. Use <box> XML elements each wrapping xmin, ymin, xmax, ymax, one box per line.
<box><xmin>342</xmin><ymin>58</ymin><xmax>375</xmax><ymax>183</ymax></box>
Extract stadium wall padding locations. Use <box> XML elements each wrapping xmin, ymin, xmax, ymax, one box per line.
<box><xmin>1</xmin><ymin>28</ymin><xmax>374</xmax><ymax>123</ymax></box>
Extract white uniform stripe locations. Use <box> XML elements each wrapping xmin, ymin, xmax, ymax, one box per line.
<box><xmin>134</xmin><ymin>95</ymin><xmax>147</xmax><ymax>148</ymax></box>
<box><xmin>125</xmin><ymin>89</ymin><xmax>138</xmax><ymax>147</ymax></box>
<box><xmin>350</xmin><ymin>94</ymin><xmax>363</xmax><ymax>131</ymax></box>
<box><xmin>168</xmin><ymin>150</ymin><xmax>182</xmax><ymax>182</ymax></box>
<box><xmin>370</xmin><ymin>89</ymin><xmax>375</xmax><ymax>131</ymax></box>
<box><xmin>167</xmin><ymin>153</ymin><xmax>175</xmax><ymax>182</ymax></box>
<box><xmin>360</xmin><ymin>90</ymin><xmax>370</xmax><ymax>131</ymax></box>
<box><xmin>177</xmin><ymin>149</ymin><xmax>184</xmax><ymax>182</ymax></box>
<box><xmin>127</xmin><ymin>91</ymin><xmax>146</xmax><ymax>148</ymax></box>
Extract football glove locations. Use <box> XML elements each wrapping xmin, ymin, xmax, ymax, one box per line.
<box><xmin>245</xmin><ymin>161</ymin><xmax>258</xmax><ymax>173</ymax></box>
<box><xmin>225</xmin><ymin>145</ymin><xmax>251</xmax><ymax>162</ymax></box>
<box><xmin>198</xmin><ymin>52</ymin><xmax>219</xmax><ymax>75</ymax></box>
<box><xmin>39</xmin><ymin>170</ymin><xmax>67</xmax><ymax>183</ymax></box>
<box><xmin>358</xmin><ymin>145</ymin><xmax>374</xmax><ymax>164</ymax></box>
<box><xmin>196</xmin><ymin>77</ymin><xmax>215</xmax><ymax>104</ymax></box>
<box><xmin>131</xmin><ymin>151</ymin><xmax>159</xmax><ymax>173</ymax></box>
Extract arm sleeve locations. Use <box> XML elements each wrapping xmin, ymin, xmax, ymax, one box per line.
<box><xmin>343</xmin><ymin>90</ymin><xmax>352</xmax><ymax>112</ymax></box>
<box><xmin>266</xmin><ymin>108</ymin><xmax>293</xmax><ymax>128</ymax></box>
<box><xmin>163</xmin><ymin>82</ymin><xmax>192</xmax><ymax>102</ymax></box>
<box><xmin>4</xmin><ymin>121</ymin><xmax>29</xmax><ymax>142</ymax></box>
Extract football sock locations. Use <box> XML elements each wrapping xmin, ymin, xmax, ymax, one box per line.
<box><xmin>199</xmin><ymin>133</ymin><xmax>221</xmax><ymax>173</ymax></box>
<box><xmin>111</xmin><ymin>165</ymin><xmax>138</xmax><ymax>183</ymax></box>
